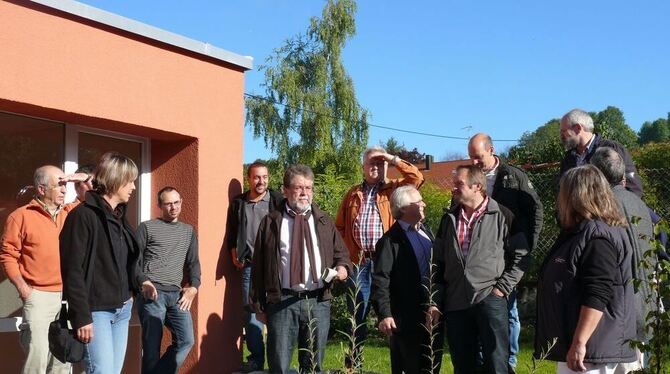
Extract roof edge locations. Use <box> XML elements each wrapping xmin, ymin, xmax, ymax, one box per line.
<box><xmin>30</xmin><ymin>0</ymin><xmax>253</xmax><ymax>70</ymax></box>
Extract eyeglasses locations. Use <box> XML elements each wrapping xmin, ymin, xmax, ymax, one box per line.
<box><xmin>290</xmin><ymin>185</ymin><xmax>313</xmax><ymax>192</ymax></box>
<box><xmin>161</xmin><ymin>200</ymin><xmax>182</xmax><ymax>207</ymax></box>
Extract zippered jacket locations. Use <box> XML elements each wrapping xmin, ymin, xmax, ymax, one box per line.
<box><xmin>433</xmin><ymin>199</ymin><xmax>530</xmax><ymax>312</ymax></box>
<box><xmin>535</xmin><ymin>219</ymin><xmax>636</xmax><ymax>364</ymax></box>
<box><xmin>59</xmin><ymin>191</ymin><xmax>141</xmax><ymax>329</ymax></box>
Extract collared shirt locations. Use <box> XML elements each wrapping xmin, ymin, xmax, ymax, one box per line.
<box><xmin>34</xmin><ymin>196</ymin><xmax>63</xmax><ymax>222</ymax></box>
<box><xmin>397</xmin><ymin>220</ymin><xmax>432</xmax><ymax>279</ymax></box>
<box><xmin>576</xmin><ymin>134</ymin><xmax>596</xmax><ymax>166</ymax></box>
<box><xmin>279</xmin><ymin>206</ymin><xmax>323</xmax><ymax>291</ymax></box>
<box><xmin>485</xmin><ymin>156</ymin><xmax>500</xmax><ymax>196</ymax></box>
<box><xmin>244</xmin><ymin>191</ymin><xmax>270</xmax><ymax>256</ymax></box>
<box><xmin>353</xmin><ymin>181</ymin><xmax>384</xmax><ymax>255</ymax></box>
<box><xmin>457</xmin><ymin>197</ymin><xmax>489</xmax><ymax>260</ymax></box>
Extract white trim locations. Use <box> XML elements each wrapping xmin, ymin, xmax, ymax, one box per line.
<box><xmin>64</xmin><ymin>126</ymin><xmax>79</xmax><ymax>203</ymax></box>
<box><xmin>65</xmin><ymin>125</ymin><xmax>151</xmax><ymax>222</ymax></box>
<box><xmin>140</xmin><ymin>141</ymin><xmax>151</xmax><ymax>223</ymax></box>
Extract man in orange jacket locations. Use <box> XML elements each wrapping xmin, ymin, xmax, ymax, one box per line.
<box><xmin>0</xmin><ymin>165</ymin><xmax>88</xmax><ymax>373</ymax></box>
<box><xmin>335</xmin><ymin>146</ymin><xmax>424</xmax><ymax>366</ymax></box>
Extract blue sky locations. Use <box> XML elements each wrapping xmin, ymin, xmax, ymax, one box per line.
<box><xmin>78</xmin><ymin>0</ymin><xmax>670</xmax><ymax>162</ymax></box>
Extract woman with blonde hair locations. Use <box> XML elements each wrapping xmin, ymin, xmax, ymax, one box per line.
<box><xmin>60</xmin><ymin>152</ymin><xmax>141</xmax><ymax>373</ymax></box>
<box><xmin>535</xmin><ymin>165</ymin><xmax>637</xmax><ymax>373</ymax></box>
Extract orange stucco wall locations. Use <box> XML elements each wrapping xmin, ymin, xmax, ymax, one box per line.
<box><xmin>0</xmin><ymin>1</ymin><xmax>246</xmax><ymax>372</ymax></box>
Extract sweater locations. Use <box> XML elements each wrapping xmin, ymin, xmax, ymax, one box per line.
<box><xmin>0</xmin><ymin>199</ymin><xmax>78</xmax><ymax>291</ymax></box>
<box><xmin>136</xmin><ymin>219</ymin><xmax>200</xmax><ymax>291</ymax></box>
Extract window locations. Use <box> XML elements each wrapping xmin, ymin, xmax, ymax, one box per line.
<box><xmin>0</xmin><ymin>111</ymin><xmax>149</xmax><ymax>322</ymax></box>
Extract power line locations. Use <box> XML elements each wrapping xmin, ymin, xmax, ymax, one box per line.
<box><xmin>243</xmin><ymin>93</ymin><xmax>521</xmax><ymax>143</ymax></box>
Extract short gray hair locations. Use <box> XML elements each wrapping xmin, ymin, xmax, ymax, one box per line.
<box><xmin>33</xmin><ymin>166</ymin><xmax>53</xmax><ymax>188</ymax></box>
<box><xmin>591</xmin><ymin>147</ymin><xmax>625</xmax><ymax>186</ymax></box>
<box><xmin>362</xmin><ymin>146</ymin><xmax>386</xmax><ymax>162</ymax></box>
<box><xmin>390</xmin><ymin>185</ymin><xmax>418</xmax><ymax>219</ymax></box>
<box><xmin>561</xmin><ymin>109</ymin><xmax>594</xmax><ymax>132</ymax></box>
<box><xmin>282</xmin><ymin>164</ymin><xmax>314</xmax><ymax>188</ymax></box>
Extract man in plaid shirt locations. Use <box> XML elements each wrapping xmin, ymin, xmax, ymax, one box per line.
<box><xmin>335</xmin><ymin>146</ymin><xmax>424</xmax><ymax>367</ymax></box>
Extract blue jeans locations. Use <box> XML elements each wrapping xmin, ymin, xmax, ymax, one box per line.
<box><xmin>346</xmin><ymin>260</ymin><xmax>373</xmax><ymax>355</ymax></box>
<box><xmin>242</xmin><ymin>265</ymin><xmax>265</xmax><ymax>367</ymax></box>
<box><xmin>445</xmin><ymin>293</ymin><xmax>509</xmax><ymax>374</ymax></box>
<box><xmin>85</xmin><ymin>298</ymin><xmax>133</xmax><ymax>374</ymax></box>
<box><xmin>266</xmin><ymin>294</ymin><xmax>331</xmax><ymax>373</ymax></box>
<box><xmin>508</xmin><ymin>289</ymin><xmax>520</xmax><ymax>368</ymax></box>
<box><xmin>138</xmin><ymin>290</ymin><xmax>195</xmax><ymax>374</ymax></box>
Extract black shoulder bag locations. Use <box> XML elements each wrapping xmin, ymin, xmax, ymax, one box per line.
<box><xmin>48</xmin><ymin>241</ymin><xmax>97</xmax><ymax>363</ymax></box>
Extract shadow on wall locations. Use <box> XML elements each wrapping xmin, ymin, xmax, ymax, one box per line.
<box><xmin>190</xmin><ymin>178</ymin><xmax>243</xmax><ymax>373</ymax></box>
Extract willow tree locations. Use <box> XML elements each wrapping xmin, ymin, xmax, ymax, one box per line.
<box><xmin>245</xmin><ymin>0</ymin><xmax>368</xmax><ymax>180</ymax></box>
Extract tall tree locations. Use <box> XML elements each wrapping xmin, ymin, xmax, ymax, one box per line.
<box><xmin>591</xmin><ymin>106</ymin><xmax>638</xmax><ymax>149</ymax></box>
<box><xmin>638</xmin><ymin>116</ymin><xmax>670</xmax><ymax>144</ymax></box>
<box><xmin>245</xmin><ymin>0</ymin><xmax>368</xmax><ymax>179</ymax></box>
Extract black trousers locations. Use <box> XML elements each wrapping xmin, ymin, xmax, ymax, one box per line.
<box><xmin>445</xmin><ymin>293</ymin><xmax>509</xmax><ymax>374</ymax></box>
<box><xmin>389</xmin><ymin>322</ymin><xmax>444</xmax><ymax>374</ymax></box>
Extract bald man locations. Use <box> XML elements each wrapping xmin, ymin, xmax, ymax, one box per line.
<box><xmin>0</xmin><ymin>165</ymin><xmax>88</xmax><ymax>373</ymax></box>
<box><xmin>468</xmin><ymin>133</ymin><xmax>543</xmax><ymax>373</ymax></box>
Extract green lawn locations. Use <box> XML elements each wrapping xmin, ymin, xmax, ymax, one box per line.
<box><xmin>316</xmin><ymin>335</ymin><xmax>557</xmax><ymax>374</ymax></box>
<box><xmin>249</xmin><ymin>328</ymin><xmax>557</xmax><ymax>373</ymax></box>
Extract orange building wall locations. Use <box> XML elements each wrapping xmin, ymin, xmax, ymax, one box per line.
<box><xmin>0</xmin><ymin>1</ymin><xmax>246</xmax><ymax>372</ymax></box>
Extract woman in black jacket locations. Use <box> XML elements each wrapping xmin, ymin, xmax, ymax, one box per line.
<box><xmin>535</xmin><ymin>165</ymin><xmax>638</xmax><ymax>373</ymax></box>
<box><xmin>60</xmin><ymin>152</ymin><xmax>141</xmax><ymax>374</ymax></box>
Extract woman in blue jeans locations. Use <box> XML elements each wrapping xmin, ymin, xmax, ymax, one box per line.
<box><xmin>60</xmin><ymin>152</ymin><xmax>141</xmax><ymax>374</ymax></box>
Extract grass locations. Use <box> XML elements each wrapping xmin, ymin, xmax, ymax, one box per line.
<box><xmin>246</xmin><ymin>327</ymin><xmax>557</xmax><ymax>373</ymax></box>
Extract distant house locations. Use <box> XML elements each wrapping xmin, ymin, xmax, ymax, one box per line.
<box><xmin>0</xmin><ymin>1</ymin><xmax>252</xmax><ymax>372</ymax></box>
<box><xmin>387</xmin><ymin>158</ymin><xmax>470</xmax><ymax>188</ymax></box>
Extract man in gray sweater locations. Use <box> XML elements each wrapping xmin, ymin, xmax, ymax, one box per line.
<box><xmin>136</xmin><ymin>187</ymin><xmax>201</xmax><ymax>374</ymax></box>
<box><xmin>591</xmin><ymin>147</ymin><xmax>655</xmax><ymax>362</ymax></box>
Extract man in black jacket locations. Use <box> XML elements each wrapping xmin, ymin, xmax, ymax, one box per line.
<box><xmin>224</xmin><ymin>161</ymin><xmax>283</xmax><ymax>373</ymax></box>
<box><xmin>371</xmin><ymin>185</ymin><xmax>442</xmax><ymax>374</ymax></box>
<box><xmin>559</xmin><ymin>108</ymin><xmax>643</xmax><ymax>197</ymax></box>
<box><xmin>468</xmin><ymin>133</ymin><xmax>543</xmax><ymax>373</ymax></box>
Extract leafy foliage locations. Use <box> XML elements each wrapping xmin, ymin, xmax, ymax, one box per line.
<box><xmin>507</xmin><ymin>119</ymin><xmax>563</xmax><ymax>165</ymax></box>
<box><xmin>592</xmin><ymin>106</ymin><xmax>638</xmax><ymax>149</ymax></box>
<box><xmin>638</xmin><ymin>116</ymin><xmax>670</xmax><ymax>145</ymax></box>
<box><xmin>631</xmin><ymin>143</ymin><xmax>670</xmax><ymax>215</ymax></box>
<box><xmin>313</xmin><ymin>165</ymin><xmax>357</xmax><ymax>217</ymax></box>
<box><xmin>629</xmin><ymin>220</ymin><xmax>670</xmax><ymax>374</ymax></box>
<box><xmin>246</xmin><ymin>0</ymin><xmax>368</xmax><ymax>180</ymax></box>
<box><xmin>420</xmin><ymin>182</ymin><xmax>452</xmax><ymax>234</ymax></box>
<box><xmin>632</xmin><ymin>142</ymin><xmax>670</xmax><ymax>170</ymax></box>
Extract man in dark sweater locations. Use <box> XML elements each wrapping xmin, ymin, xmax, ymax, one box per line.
<box><xmin>136</xmin><ymin>186</ymin><xmax>201</xmax><ymax>374</ymax></box>
<box><xmin>225</xmin><ymin>161</ymin><xmax>284</xmax><ymax>372</ymax></box>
